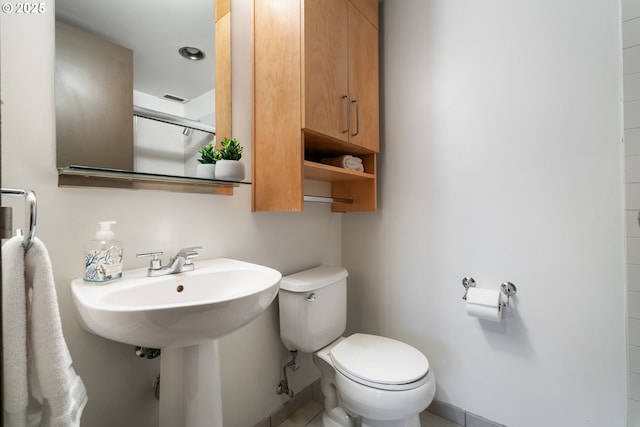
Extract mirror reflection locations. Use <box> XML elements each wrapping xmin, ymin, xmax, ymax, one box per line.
<box><xmin>55</xmin><ymin>0</ymin><xmax>231</xmax><ymax>184</ymax></box>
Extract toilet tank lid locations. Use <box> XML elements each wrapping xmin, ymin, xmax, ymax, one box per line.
<box><xmin>280</xmin><ymin>265</ymin><xmax>348</xmax><ymax>292</ymax></box>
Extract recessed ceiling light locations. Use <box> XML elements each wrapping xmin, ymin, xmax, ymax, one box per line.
<box><xmin>179</xmin><ymin>46</ymin><xmax>205</xmax><ymax>61</ymax></box>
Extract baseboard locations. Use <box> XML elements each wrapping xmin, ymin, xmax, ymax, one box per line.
<box><xmin>427</xmin><ymin>399</ymin><xmax>506</xmax><ymax>427</ymax></box>
<box><xmin>251</xmin><ymin>382</ymin><xmax>319</xmax><ymax>427</ymax></box>
<box><xmin>427</xmin><ymin>400</ymin><xmax>467</xmax><ymax>426</ymax></box>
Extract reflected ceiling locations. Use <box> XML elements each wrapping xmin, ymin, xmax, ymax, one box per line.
<box><xmin>55</xmin><ymin>0</ymin><xmax>215</xmax><ymax>102</ymax></box>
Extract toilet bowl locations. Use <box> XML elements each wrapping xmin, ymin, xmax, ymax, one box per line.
<box><xmin>278</xmin><ymin>266</ymin><xmax>436</xmax><ymax>427</ymax></box>
<box><xmin>315</xmin><ymin>335</ymin><xmax>435</xmax><ymax>427</ymax></box>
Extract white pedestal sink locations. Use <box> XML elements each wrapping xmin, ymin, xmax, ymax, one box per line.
<box><xmin>71</xmin><ymin>258</ymin><xmax>282</xmax><ymax>427</ymax></box>
<box><xmin>160</xmin><ymin>341</ymin><xmax>223</xmax><ymax>426</ymax></box>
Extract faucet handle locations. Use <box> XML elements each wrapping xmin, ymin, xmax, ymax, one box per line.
<box><xmin>178</xmin><ymin>246</ymin><xmax>202</xmax><ymax>265</ymax></box>
<box><xmin>136</xmin><ymin>251</ymin><xmax>164</xmax><ymax>270</ymax></box>
<box><xmin>179</xmin><ymin>246</ymin><xmax>202</xmax><ymax>256</ymax></box>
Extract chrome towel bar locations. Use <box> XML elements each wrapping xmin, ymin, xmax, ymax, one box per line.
<box><xmin>1</xmin><ymin>188</ymin><xmax>37</xmax><ymax>251</ymax></box>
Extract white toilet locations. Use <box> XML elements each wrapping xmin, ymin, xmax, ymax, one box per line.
<box><xmin>278</xmin><ymin>265</ymin><xmax>436</xmax><ymax>427</ymax></box>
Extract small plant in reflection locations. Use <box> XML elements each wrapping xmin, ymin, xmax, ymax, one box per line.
<box><xmin>198</xmin><ymin>143</ymin><xmax>222</xmax><ymax>164</ymax></box>
<box><xmin>218</xmin><ymin>138</ymin><xmax>243</xmax><ymax>161</ymax></box>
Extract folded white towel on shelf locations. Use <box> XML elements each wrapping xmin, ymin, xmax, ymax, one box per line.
<box><xmin>320</xmin><ymin>155</ymin><xmax>365</xmax><ymax>172</ymax></box>
<box><xmin>3</xmin><ymin>236</ymin><xmax>88</xmax><ymax>427</ymax></box>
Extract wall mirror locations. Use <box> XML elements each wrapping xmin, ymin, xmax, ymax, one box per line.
<box><xmin>55</xmin><ymin>0</ymin><xmax>237</xmax><ymax>194</ymax></box>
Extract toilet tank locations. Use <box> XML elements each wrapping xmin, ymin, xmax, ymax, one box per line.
<box><xmin>278</xmin><ymin>265</ymin><xmax>348</xmax><ymax>352</ymax></box>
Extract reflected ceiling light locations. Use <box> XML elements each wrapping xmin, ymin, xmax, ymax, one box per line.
<box><xmin>179</xmin><ymin>46</ymin><xmax>205</xmax><ymax>61</ymax></box>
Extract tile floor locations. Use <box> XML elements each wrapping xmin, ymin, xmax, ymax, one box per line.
<box><xmin>278</xmin><ymin>399</ymin><xmax>462</xmax><ymax>427</ymax></box>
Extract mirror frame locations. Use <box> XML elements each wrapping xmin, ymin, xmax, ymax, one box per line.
<box><xmin>57</xmin><ymin>0</ymin><xmax>236</xmax><ymax>195</ymax></box>
<box><xmin>215</xmin><ymin>0</ymin><xmax>231</xmax><ymax>143</ymax></box>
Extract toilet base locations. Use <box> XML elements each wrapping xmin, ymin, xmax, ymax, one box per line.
<box><xmin>360</xmin><ymin>415</ymin><xmax>420</xmax><ymax>427</ymax></box>
<box><xmin>313</xmin><ymin>337</ymin><xmax>434</xmax><ymax>427</ymax></box>
<box><xmin>322</xmin><ymin>408</ymin><xmax>353</xmax><ymax>427</ymax></box>
<box><xmin>320</xmin><ymin>412</ymin><xmax>420</xmax><ymax>427</ymax></box>
<box><xmin>336</xmin><ymin>368</ymin><xmax>435</xmax><ymax>423</ymax></box>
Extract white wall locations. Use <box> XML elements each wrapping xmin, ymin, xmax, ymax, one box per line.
<box><xmin>344</xmin><ymin>1</ymin><xmax>626</xmax><ymax>426</ymax></box>
<box><xmin>134</xmin><ymin>118</ymin><xmax>191</xmax><ymax>176</ymax></box>
<box><xmin>623</xmin><ymin>0</ymin><xmax>640</xmax><ymax>424</ymax></box>
<box><xmin>1</xmin><ymin>2</ymin><xmax>337</xmax><ymax>426</ymax></box>
<box><xmin>2</xmin><ymin>1</ymin><xmax>628</xmax><ymax>426</ymax></box>
<box><xmin>184</xmin><ymin>90</ymin><xmax>217</xmax><ymax>177</ymax></box>
<box><xmin>133</xmin><ymin>90</ymin><xmax>216</xmax><ymax>177</ymax></box>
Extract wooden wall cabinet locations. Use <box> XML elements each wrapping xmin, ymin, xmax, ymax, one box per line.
<box><xmin>253</xmin><ymin>0</ymin><xmax>379</xmax><ymax>212</ymax></box>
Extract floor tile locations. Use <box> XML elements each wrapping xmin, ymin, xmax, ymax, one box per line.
<box><xmin>307</xmin><ymin>412</ymin><xmax>324</xmax><ymax>427</ymax></box>
<box><xmin>278</xmin><ymin>400</ymin><xmax>323</xmax><ymax>427</ymax></box>
<box><xmin>421</xmin><ymin>410</ymin><xmax>464</xmax><ymax>427</ymax></box>
<box><xmin>281</xmin><ymin>400</ymin><xmax>462</xmax><ymax>427</ymax></box>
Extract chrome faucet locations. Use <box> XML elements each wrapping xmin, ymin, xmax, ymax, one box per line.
<box><xmin>136</xmin><ymin>246</ymin><xmax>202</xmax><ymax>277</ymax></box>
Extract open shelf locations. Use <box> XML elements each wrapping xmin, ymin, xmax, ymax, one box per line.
<box><xmin>303</xmin><ymin>161</ymin><xmax>375</xmax><ymax>182</ymax></box>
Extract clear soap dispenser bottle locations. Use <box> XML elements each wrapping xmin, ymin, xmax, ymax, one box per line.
<box><xmin>84</xmin><ymin>220</ymin><xmax>123</xmax><ymax>283</ymax></box>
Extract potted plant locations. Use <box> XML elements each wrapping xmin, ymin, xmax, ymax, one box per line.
<box><xmin>196</xmin><ymin>143</ymin><xmax>221</xmax><ymax>179</ymax></box>
<box><xmin>214</xmin><ymin>137</ymin><xmax>245</xmax><ymax>181</ymax></box>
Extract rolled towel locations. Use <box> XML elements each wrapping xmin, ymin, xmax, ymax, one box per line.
<box><xmin>320</xmin><ymin>155</ymin><xmax>364</xmax><ymax>172</ymax></box>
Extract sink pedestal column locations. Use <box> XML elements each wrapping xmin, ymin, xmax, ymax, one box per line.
<box><xmin>159</xmin><ymin>340</ymin><xmax>223</xmax><ymax>427</ymax></box>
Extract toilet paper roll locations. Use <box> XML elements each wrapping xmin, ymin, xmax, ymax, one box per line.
<box><xmin>465</xmin><ymin>287</ymin><xmax>503</xmax><ymax>321</ymax></box>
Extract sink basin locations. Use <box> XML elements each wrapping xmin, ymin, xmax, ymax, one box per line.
<box><xmin>71</xmin><ymin>258</ymin><xmax>282</xmax><ymax>348</ymax></box>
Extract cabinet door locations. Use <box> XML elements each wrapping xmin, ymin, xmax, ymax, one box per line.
<box><xmin>348</xmin><ymin>1</ymin><xmax>379</xmax><ymax>152</ymax></box>
<box><xmin>303</xmin><ymin>0</ymin><xmax>349</xmax><ymax>142</ymax></box>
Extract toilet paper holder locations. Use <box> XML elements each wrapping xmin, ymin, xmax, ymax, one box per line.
<box><xmin>462</xmin><ymin>277</ymin><xmax>517</xmax><ymax>308</ymax></box>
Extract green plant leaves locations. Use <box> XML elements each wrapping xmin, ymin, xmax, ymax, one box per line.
<box><xmin>219</xmin><ymin>138</ymin><xmax>243</xmax><ymax>160</ymax></box>
<box><xmin>198</xmin><ymin>138</ymin><xmax>243</xmax><ymax>163</ymax></box>
<box><xmin>198</xmin><ymin>143</ymin><xmax>219</xmax><ymax>164</ymax></box>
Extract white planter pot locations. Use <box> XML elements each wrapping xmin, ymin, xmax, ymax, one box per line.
<box><xmin>215</xmin><ymin>160</ymin><xmax>245</xmax><ymax>181</ymax></box>
<box><xmin>196</xmin><ymin>163</ymin><xmax>216</xmax><ymax>179</ymax></box>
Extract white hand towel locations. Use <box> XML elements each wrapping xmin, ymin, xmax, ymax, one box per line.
<box><xmin>24</xmin><ymin>237</ymin><xmax>87</xmax><ymax>427</ymax></box>
<box><xmin>320</xmin><ymin>155</ymin><xmax>364</xmax><ymax>173</ymax></box>
<box><xmin>2</xmin><ymin>236</ymin><xmax>29</xmax><ymax>426</ymax></box>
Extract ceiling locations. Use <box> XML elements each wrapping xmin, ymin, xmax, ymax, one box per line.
<box><xmin>55</xmin><ymin>0</ymin><xmax>215</xmax><ymax>103</ymax></box>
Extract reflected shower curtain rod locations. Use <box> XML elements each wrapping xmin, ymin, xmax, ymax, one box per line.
<box><xmin>133</xmin><ymin>105</ymin><xmax>216</xmax><ymax>135</ymax></box>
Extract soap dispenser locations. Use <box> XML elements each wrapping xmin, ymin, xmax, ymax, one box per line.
<box><xmin>84</xmin><ymin>220</ymin><xmax>123</xmax><ymax>283</ymax></box>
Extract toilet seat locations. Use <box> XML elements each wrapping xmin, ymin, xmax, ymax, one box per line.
<box><xmin>330</xmin><ymin>333</ymin><xmax>430</xmax><ymax>391</ymax></box>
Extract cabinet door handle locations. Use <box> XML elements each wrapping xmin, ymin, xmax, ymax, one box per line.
<box><xmin>351</xmin><ymin>99</ymin><xmax>360</xmax><ymax>137</ymax></box>
<box><xmin>342</xmin><ymin>95</ymin><xmax>350</xmax><ymax>134</ymax></box>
